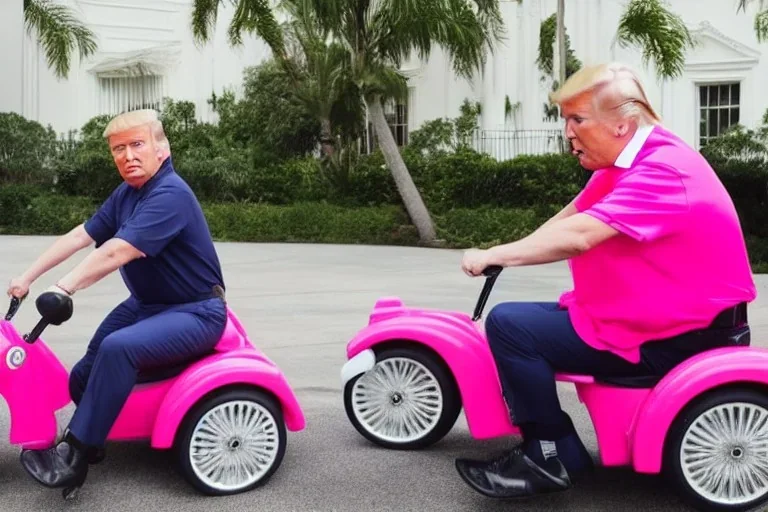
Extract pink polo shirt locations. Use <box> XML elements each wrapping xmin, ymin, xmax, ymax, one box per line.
<box><xmin>558</xmin><ymin>124</ymin><xmax>757</xmax><ymax>363</ymax></box>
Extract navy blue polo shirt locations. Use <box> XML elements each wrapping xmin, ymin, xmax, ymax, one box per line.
<box><xmin>83</xmin><ymin>157</ymin><xmax>225</xmax><ymax>305</ymax></box>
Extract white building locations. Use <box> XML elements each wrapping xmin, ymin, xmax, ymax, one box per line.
<box><xmin>2</xmin><ymin>0</ymin><xmax>766</xmax><ymax>159</ymax></box>
<box><xmin>0</xmin><ymin>0</ymin><xmax>273</xmax><ymax>134</ymax></box>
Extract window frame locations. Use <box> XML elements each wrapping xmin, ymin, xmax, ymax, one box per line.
<box><xmin>695</xmin><ymin>80</ymin><xmax>742</xmax><ymax>148</ymax></box>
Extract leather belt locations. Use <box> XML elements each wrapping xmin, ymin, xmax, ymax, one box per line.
<box><xmin>710</xmin><ymin>302</ymin><xmax>747</xmax><ymax>328</ymax></box>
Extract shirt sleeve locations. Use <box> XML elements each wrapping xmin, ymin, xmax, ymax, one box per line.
<box><xmin>581</xmin><ymin>163</ymin><xmax>689</xmax><ymax>242</ymax></box>
<box><xmin>114</xmin><ymin>188</ymin><xmax>190</xmax><ymax>257</ymax></box>
<box><xmin>83</xmin><ymin>189</ymin><xmax>120</xmax><ymax>247</ymax></box>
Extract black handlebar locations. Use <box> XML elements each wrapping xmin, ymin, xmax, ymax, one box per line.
<box><xmin>5</xmin><ymin>293</ymin><xmax>27</xmax><ymax>321</ymax></box>
<box><xmin>472</xmin><ymin>265</ymin><xmax>503</xmax><ymax>321</ymax></box>
<box><xmin>4</xmin><ymin>291</ymin><xmax>73</xmax><ymax>344</ymax></box>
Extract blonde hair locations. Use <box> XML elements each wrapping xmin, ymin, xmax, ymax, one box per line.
<box><xmin>549</xmin><ymin>62</ymin><xmax>661</xmax><ymax>126</ymax></box>
<box><xmin>103</xmin><ymin>109</ymin><xmax>170</xmax><ymax>152</ymax></box>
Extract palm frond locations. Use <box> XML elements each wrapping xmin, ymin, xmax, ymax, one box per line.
<box><xmin>755</xmin><ymin>8</ymin><xmax>768</xmax><ymax>41</ymax></box>
<box><xmin>736</xmin><ymin>0</ymin><xmax>768</xmax><ymax>41</ymax></box>
<box><xmin>190</xmin><ymin>0</ymin><xmax>222</xmax><ymax>46</ymax></box>
<box><xmin>368</xmin><ymin>0</ymin><xmax>503</xmax><ymax>80</ymax></box>
<box><xmin>227</xmin><ymin>0</ymin><xmax>286</xmax><ymax>52</ymax></box>
<box><xmin>23</xmin><ymin>0</ymin><xmax>98</xmax><ymax>79</ymax></box>
<box><xmin>615</xmin><ymin>0</ymin><xmax>694</xmax><ymax>79</ymax></box>
<box><xmin>192</xmin><ymin>0</ymin><xmax>287</xmax><ymax>59</ymax></box>
<box><xmin>359</xmin><ymin>59</ymin><xmax>408</xmax><ymax>102</ymax></box>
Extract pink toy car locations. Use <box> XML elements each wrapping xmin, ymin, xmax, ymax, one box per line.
<box><xmin>341</xmin><ymin>266</ymin><xmax>768</xmax><ymax>512</ymax></box>
<box><xmin>2</xmin><ymin>292</ymin><xmax>305</xmax><ymax>500</ymax></box>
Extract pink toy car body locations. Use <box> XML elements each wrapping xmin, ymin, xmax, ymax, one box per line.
<box><xmin>1</xmin><ymin>293</ymin><xmax>305</xmax><ymax>499</ymax></box>
<box><xmin>341</xmin><ymin>266</ymin><xmax>768</xmax><ymax>512</ymax></box>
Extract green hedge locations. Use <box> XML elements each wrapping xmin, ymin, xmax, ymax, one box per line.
<box><xmin>2</xmin><ymin>186</ymin><xmax>767</xmax><ymax>273</ymax></box>
<box><xmin>0</xmin><ymin>185</ymin><xmax>551</xmax><ymax>248</ymax></box>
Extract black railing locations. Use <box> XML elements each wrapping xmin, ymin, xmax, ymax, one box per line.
<box><xmin>469</xmin><ymin>129</ymin><xmax>568</xmax><ymax>160</ymax></box>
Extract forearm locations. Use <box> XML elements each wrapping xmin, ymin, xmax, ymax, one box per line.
<box><xmin>486</xmin><ymin>213</ymin><xmax>617</xmax><ymax>267</ymax></box>
<box><xmin>487</xmin><ymin>223</ymin><xmax>588</xmax><ymax>267</ymax></box>
<box><xmin>20</xmin><ymin>224</ymin><xmax>94</xmax><ymax>284</ymax></box>
<box><xmin>56</xmin><ymin>238</ymin><xmax>143</xmax><ymax>294</ymax></box>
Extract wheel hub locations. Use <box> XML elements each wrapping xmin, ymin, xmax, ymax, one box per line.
<box><xmin>228</xmin><ymin>437</ymin><xmax>243</xmax><ymax>451</ymax></box>
<box><xmin>390</xmin><ymin>392</ymin><xmax>404</xmax><ymax>405</ymax></box>
<box><xmin>730</xmin><ymin>446</ymin><xmax>745</xmax><ymax>460</ymax></box>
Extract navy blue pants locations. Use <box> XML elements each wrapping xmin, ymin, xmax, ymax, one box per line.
<box><xmin>67</xmin><ymin>296</ymin><xmax>227</xmax><ymax>447</ymax></box>
<box><xmin>485</xmin><ymin>302</ymin><xmax>663</xmax><ymax>439</ymax></box>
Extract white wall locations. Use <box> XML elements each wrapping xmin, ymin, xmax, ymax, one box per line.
<box><xmin>3</xmin><ymin>0</ymin><xmax>766</xmax><ymax>151</ymax></box>
<box><xmin>5</xmin><ymin>0</ymin><xmax>273</xmax><ymax>135</ymax></box>
<box><xmin>403</xmin><ymin>0</ymin><xmax>768</xmax><ymax>150</ymax></box>
<box><xmin>0</xmin><ymin>0</ymin><xmax>24</xmax><ymax>116</ymax></box>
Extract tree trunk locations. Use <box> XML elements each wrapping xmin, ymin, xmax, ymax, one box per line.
<box><xmin>320</xmin><ymin>118</ymin><xmax>335</xmax><ymax>158</ymax></box>
<box><xmin>366</xmin><ymin>95</ymin><xmax>439</xmax><ymax>245</ymax></box>
<box><xmin>556</xmin><ymin>0</ymin><xmax>566</xmax><ymax>86</ymax></box>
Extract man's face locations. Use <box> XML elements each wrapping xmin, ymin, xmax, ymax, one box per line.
<box><xmin>560</xmin><ymin>92</ymin><xmax>627</xmax><ymax>171</ymax></box>
<box><xmin>107</xmin><ymin>124</ymin><xmax>163</xmax><ymax>187</ymax></box>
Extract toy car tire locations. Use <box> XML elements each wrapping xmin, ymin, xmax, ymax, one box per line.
<box><xmin>175</xmin><ymin>387</ymin><xmax>287</xmax><ymax>496</ymax></box>
<box><xmin>344</xmin><ymin>344</ymin><xmax>462</xmax><ymax>450</ymax></box>
<box><xmin>664</xmin><ymin>387</ymin><xmax>768</xmax><ymax>512</ymax></box>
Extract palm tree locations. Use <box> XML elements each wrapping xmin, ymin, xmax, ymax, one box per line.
<box><xmin>613</xmin><ymin>0</ymin><xmax>694</xmax><ymax>79</ymax></box>
<box><xmin>23</xmin><ymin>0</ymin><xmax>98</xmax><ymax>80</ymax></box>
<box><xmin>280</xmin><ymin>0</ymin><xmax>365</xmax><ymax>157</ymax></box>
<box><xmin>190</xmin><ymin>0</ymin><xmax>504</xmax><ymax>246</ymax></box>
<box><xmin>193</xmin><ymin>0</ymin><xmax>363</xmax><ymax>158</ymax></box>
<box><xmin>737</xmin><ymin>0</ymin><xmax>768</xmax><ymax>42</ymax></box>
<box><xmin>538</xmin><ymin>0</ymin><xmax>692</xmax><ymax>118</ymax></box>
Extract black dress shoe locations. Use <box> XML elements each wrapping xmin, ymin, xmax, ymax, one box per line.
<box><xmin>20</xmin><ymin>438</ymin><xmax>88</xmax><ymax>490</ymax></box>
<box><xmin>86</xmin><ymin>446</ymin><xmax>106</xmax><ymax>465</ymax></box>
<box><xmin>455</xmin><ymin>448</ymin><xmax>572</xmax><ymax>499</ymax></box>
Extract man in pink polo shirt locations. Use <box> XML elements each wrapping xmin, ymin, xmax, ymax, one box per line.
<box><xmin>454</xmin><ymin>62</ymin><xmax>756</xmax><ymax>499</ymax></box>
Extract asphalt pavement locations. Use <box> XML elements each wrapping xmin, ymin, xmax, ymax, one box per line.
<box><xmin>1</xmin><ymin>236</ymin><xmax>767</xmax><ymax>511</ymax></box>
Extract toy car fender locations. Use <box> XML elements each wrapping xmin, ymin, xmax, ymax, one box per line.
<box><xmin>342</xmin><ymin>299</ymin><xmax>519</xmax><ymax>439</ymax></box>
<box><xmin>151</xmin><ymin>350</ymin><xmax>306</xmax><ymax>449</ymax></box>
<box><xmin>631</xmin><ymin>346</ymin><xmax>768</xmax><ymax>473</ymax></box>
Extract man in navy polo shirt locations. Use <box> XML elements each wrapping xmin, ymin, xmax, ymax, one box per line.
<box><xmin>7</xmin><ymin>109</ymin><xmax>227</xmax><ymax>491</ymax></box>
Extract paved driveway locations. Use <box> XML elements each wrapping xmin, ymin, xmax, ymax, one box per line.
<box><xmin>0</xmin><ymin>237</ymin><xmax>766</xmax><ymax>511</ymax></box>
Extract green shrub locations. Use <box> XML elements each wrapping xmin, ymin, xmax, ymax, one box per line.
<box><xmin>711</xmin><ymin>160</ymin><xmax>768</xmax><ymax>238</ymax></box>
<box><xmin>1</xmin><ymin>185</ymin><xmax>767</xmax><ymax>273</ymax></box>
<box><xmin>436</xmin><ymin>206</ymin><xmax>545</xmax><ymax>248</ymax></box>
<box><xmin>0</xmin><ymin>186</ymin><xmax>97</xmax><ymax>235</ymax></box>
<box><xmin>202</xmin><ymin>202</ymin><xmax>418</xmax><ymax>245</ymax></box>
<box><xmin>0</xmin><ymin>113</ymin><xmax>61</xmax><ymax>186</ymax></box>
<box><xmin>414</xmin><ymin>149</ymin><xmax>586</xmax><ymax>211</ymax></box>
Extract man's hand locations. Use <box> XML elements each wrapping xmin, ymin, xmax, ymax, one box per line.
<box><xmin>7</xmin><ymin>277</ymin><xmax>31</xmax><ymax>299</ymax></box>
<box><xmin>462</xmin><ymin>248</ymin><xmax>494</xmax><ymax>277</ymax></box>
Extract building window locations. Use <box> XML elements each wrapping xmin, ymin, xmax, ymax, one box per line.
<box><xmin>361</xmin><ymin>96</ymin><xmax>409</xmax><ymax>154</ymax></box>
<box><xmin>699</xmin><ymin>82</ymin><xmax>740</xmax><ymax>146</ymax></box>
<box><xmin>98</xmin><ymin>75</ymin><xmax>164</xmax><ymax>116</ymax></box>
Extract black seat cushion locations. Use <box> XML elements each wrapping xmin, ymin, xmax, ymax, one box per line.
<box><xmin>595</xmin><ymin>318</ymin><xmax>750</xmax><ymax>389</ymax></box>
<box><xmin>135</xmin><ymin>350</ymin><xmax>216</xmax><ymax>384</ymax></box>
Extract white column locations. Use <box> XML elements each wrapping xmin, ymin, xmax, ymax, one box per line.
<box><xmin>0</xmin><ymin>0</ymin><xmax>24</xmax><ymax>114</ymax></box>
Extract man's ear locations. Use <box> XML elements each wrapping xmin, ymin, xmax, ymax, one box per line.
<box><xmin>615</xmin><ymin>120</ymin><xmax>632</xmax><ymax>138</ymax></box>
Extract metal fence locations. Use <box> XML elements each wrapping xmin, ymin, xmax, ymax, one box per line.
<box><xmin>468</xmin><ymin>129</ymin><xmax>568</xmax><ymax>161</ymax></box>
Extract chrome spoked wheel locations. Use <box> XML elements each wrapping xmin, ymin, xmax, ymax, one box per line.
<box><xmin>680</xmin><ymin>402</ymin><xmax>768</xmax><ymax>506</ymax></box>
<box><xmin>178</xmin><ymin>390</ymin><xmax>286</xmax><ymax>495</ymax></box>
<box><xmin>350</xmin><ymin>355</ymin><xmax>445</xmax><ymax>444</ymax></box>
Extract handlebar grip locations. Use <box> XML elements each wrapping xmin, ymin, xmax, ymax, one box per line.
<box><xmin>5</xmin><ymin>292</ymin><xmax>28</xmax><ymax>321</ymax></box>
<box><xmin>472</xmin><ymin>266</ymin><xmax>504</xmax><ymax>321</ymax></box>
